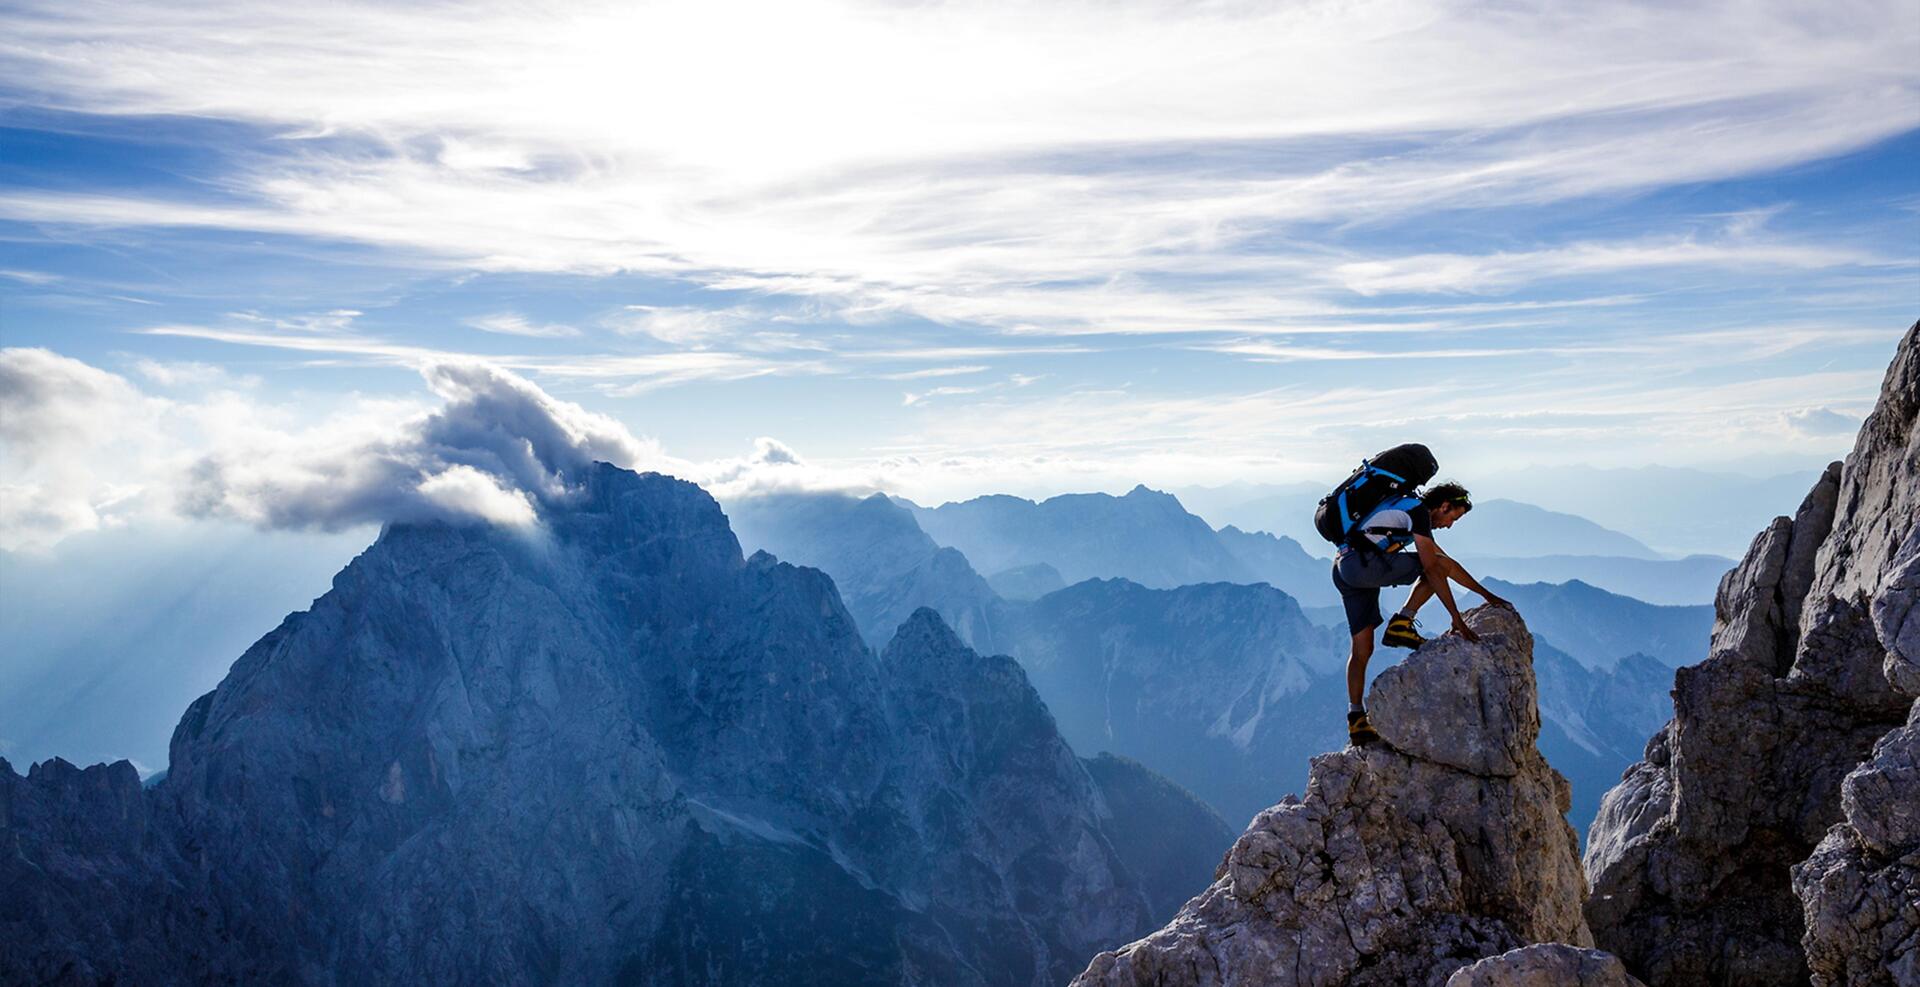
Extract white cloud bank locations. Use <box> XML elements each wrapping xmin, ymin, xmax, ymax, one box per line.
<box><xmin>0</xmin><ymin>341</ymin><xmax>1890</xmax><ymax>551</ymax></box>
<box><xmin>0</xmin><ymin>349</ymin><xmax>668</xmax><ymax>548</ymax></box>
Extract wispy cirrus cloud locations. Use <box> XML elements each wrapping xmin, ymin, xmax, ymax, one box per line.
<box><xmin>0</xmin><ymin>0</ymin><xmax>1912</xmax><ymax>341</ymax></box>
<box><xmin>466</xmin><ymin>313</ymin><xmax>580</xmax><ymax>338</ymax></box>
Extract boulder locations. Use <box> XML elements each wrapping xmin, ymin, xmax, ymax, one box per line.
<box><xmin>1072</xmin><ymin>605</ymin><xmax>1592</xmax><ymax>987</ymax></box>
<box><xmin>1792</xmin><ymin>705</ymin><xmax>1920</xmax><ymax>986</ymax></box>
<box><xmin>1445</xmin><ymin>943</ymin><xmax>1647</xmax><ymax>987</ymax></box>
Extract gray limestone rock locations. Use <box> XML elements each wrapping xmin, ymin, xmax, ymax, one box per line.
<box><xmin>1445</xmin><ymin>943</ymin><xmax>1647</xmax><ymax>987</ymax></box>
<box><xmin>1585</xmin><ymin>320</ymin><xmax>1920</xmax><ymax>987</ymax></box>
<box><xmin>1792</xmin><ymin>699</ymin><xmax>1920</xmax><ymax>986</ymax></box>
<box><xmin>1072</xmin><ymin>605</ymin><xmax>1592</xmax><ymax>987</ymax></box>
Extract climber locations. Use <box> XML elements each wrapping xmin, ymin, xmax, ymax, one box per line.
<box><xmin>1335</xmin><ymin>481</ymin><xmax>1510</xmax><ymax>745</ymax></box>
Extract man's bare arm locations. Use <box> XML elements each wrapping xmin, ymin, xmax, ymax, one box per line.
<box><xmin>1447</xmin><ymin>557</ymin><xmax>1511</xmax><ymax>609</ymax></box>
<box><xmin>1414</xmin><ymin>534</ymin><xmax>1478</xmax><ymax>641</ymax></box>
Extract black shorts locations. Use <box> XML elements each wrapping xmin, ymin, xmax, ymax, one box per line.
<box><xmin>1331</xmin><ymin>550</ymin><xmax>1424</xmax><ymax>636</ymax></box>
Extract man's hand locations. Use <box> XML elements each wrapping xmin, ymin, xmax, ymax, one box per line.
<box><xmin>1482</xmin><ymin>593</ymin><xmax>1513</xmax><ymax>611</ymax></box>
<box><xmin>1452</xmin><ymin>615</ymin><xmax>1481</xmax><ymax>642</ymax></box>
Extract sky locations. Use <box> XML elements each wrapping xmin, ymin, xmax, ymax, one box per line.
<box><xmin>1</xmin><ymin>0</ymin><xmax>1917</xmax><ymax>557</ymax></box>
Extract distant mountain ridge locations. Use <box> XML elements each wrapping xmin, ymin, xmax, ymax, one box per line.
<box><xmin>735</xmin><ymin>489</ymin><xmax>1703</xmax><ymax>839</ymax></box>
<box><xmin>726</xmin><ymin>491</ymin><xmax>1010</xmax><ymax>652</ymax></box>
<box><xmin>2</xmin><ymin>465</ymin><xmax>1230</xmax><ymax>985</ymax></box>
<box><xmin>901</xmin><ymin>486</ymin><xmax>1256</xmax><ymax>589</ymax></box>
<box><xmin>1455</xmin><ymin>553</ymin><xmax>1734</xmax><ymax>606</ymax></box>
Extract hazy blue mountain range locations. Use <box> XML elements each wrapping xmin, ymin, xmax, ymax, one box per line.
<box><xmin>1474</xmin><ymin>578</ymin><xmax>1711</xmax><ymax>670</ymax></box>
<box><xmin>1452</xmin><ymin>553</ymin><xmax>1734</xmax><ymax>606</ymax></box>
<box><xmin>1484</xmin><ymin>463</ymin><xmax>1826</xmax><ymax>559</ymax></box>
<box><xmin>1000</xmin><ymin>578</ymin><xmax>1347</xmax><ymax>827</ymax></box>
<box><xmin>726</xmin><ymin>491</ymin><xmax>1010</xmax><ymax>652</ymax></box>
<box><xmin>984</xmin><ymin>562</ymin><xmax>1066</xmax><ymax>601</ymax></box>
<box><xmin>900</xmin><ymin>486</ymin><xmax>1255</xmax><ymax>589</ymax></box>
<box><xmin>1211</xmin><ymin>525</ymin><xmax>1332</xmax><ymax>607</ymax></box>
<box><xmin>731</xmin><ymin>489</ymin><xmax>1703</xmax><ymax>839</ymax></box>
<box><xmin>1531</xmin><ymin>643</ymin><xmax>1676</xmax><ymax>837</ymax></box>
<box><xmin>2</xmin><ymin>465</ymin><xmax>1231</xmax><ymax>985</ymax></box>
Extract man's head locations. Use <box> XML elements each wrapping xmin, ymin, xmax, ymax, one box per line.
<box><xmin>1423</xmin><ymin>482</ymin><xmax>1473</xmax><ymax>529</ymax></box>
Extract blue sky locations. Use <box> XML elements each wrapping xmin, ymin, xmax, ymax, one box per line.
<box><xmin>2</xmin><ymin>0</ymin><xmax>1916</xmax><ymax>555</ymax></box>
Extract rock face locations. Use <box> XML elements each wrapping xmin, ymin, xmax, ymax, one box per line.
<box><xmin>1789</xmin><ymin>326</ymin><xmax>1920</xmax><ymax>987</ymax></box>
<box><xmin>1792</xmin><ymin>705</ymin><xmax>1920</xmax><ymax>986</ymax></box>
<box><xmin>0</xmin><ymin>465</ymin><xmax>1218</xmax><ymax>986</ymax></box>
<box><xmin>1445</xmin><ymin>943</ymin><xmax>1647</xmax><ymax>987</ymax></box>
<box><xmin>1073</xmin><ymin>605</ymin><xmax>1594</xmax><ymax>987</ymax></box>
<box><xmin>1585</xmin><ymin>320</ymin><xmax>1919</xmax><ymax>986</ymax></box>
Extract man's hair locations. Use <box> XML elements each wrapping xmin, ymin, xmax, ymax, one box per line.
<box><xmin>1423</xmin><ymin>481</ymin><xmax>1472</xmax><ymax>513</ymax></box>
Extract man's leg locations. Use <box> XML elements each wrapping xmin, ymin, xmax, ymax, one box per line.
<box><xmin>1398</xmin><ymin>573</ymin><xmax>1437</xmax><ymax>616</ymax></box>
<box><xmin>1346</xmin><ymin>627</ymin><xmax>1375</xmax><ymax>707</ymax></box>
<box><xmin>1400</xmin><ymin>553</ymin><xmax>1479</xmax><ymax>613</ymax></box>
<box><xmin>1381</xmin><ymin>553</ymin><xmax>1432</xmax><ymax>647</ymax></box>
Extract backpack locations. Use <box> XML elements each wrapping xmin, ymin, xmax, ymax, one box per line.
<box><xmin>1313</xmin><ymin>443</ymin><xmax>1438</xmax><ymax>554</ymax></box>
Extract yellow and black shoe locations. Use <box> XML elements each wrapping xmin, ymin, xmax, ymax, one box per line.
<box><xmin>1347</xmin><ymin>710</ymin><xmax>1381</xmax><ymax>747</ymax></box>
<box><xmin>1382</xmin><ymin>614</ymin><xmax>1426</xmax><ymax>649</ymax></box>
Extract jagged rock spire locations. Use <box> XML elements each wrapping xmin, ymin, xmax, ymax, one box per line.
<box><xmin>1073</xmin><ymin>605</ymin><xmax>1594</xmax><ymax>986</ymax></box>
<box><xmin>1585</xmin><ymin>319</ymin><xmax>1919</xmax><ymax>986</ymax></box>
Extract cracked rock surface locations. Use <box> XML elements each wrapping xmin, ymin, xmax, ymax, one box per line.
<box><xmin>1792</xmin><ymin>703</ymin><xmax>1920</xmax><ymax>986</ymax></box>
<box><xmin>1445</xmin><ymin>943</ymin><xmax>1647</xmax><ymax>987</ymax></box>
<box><xmin>1072</xmin><ymin>605</ymin><xmax>1593</xmax><ymax>987</ymax></box>
<box><xmin>1585</xmin><ymin>320</ymin><xmax>1919</xmax><ymax>987</ymax></box>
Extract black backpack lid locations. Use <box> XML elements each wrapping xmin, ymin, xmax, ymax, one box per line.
<box><xmin>1366</xmin><ymin>443</ymin><xmax>1438</xmax><ymax>486</ymax></box>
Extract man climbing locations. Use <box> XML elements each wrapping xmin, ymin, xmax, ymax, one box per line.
<box><xmin>1334</xmin><ymin>481</ymin><xmax>1510</xmax><ymax>746</ymax></box>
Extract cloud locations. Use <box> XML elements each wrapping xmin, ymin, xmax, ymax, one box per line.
<box><xmin>902</xmin><ymin>385</ymin><xmax>986</xmax><ymax>406</ymax></box>
<box><xmin>138</xmin><ymin>318</ymin><xmax>828</xmax><ymax>392</ymax></box>
<box><xmin>697</xmin><ymin>436</ymin><xmax>886</xmax><ymax>500</ymax></box>
<box><xmin>132</xmin><ymin>358</ymin><xmax>261</xmax><ymax>389</ymax></box>
<box><xmin>1327</xmin><ymin>237</ymin><xmax>1881</xmax><ymax>296</ymax></box>
<box><xmin>871</xmin><ymin>365</ymin><xmax>989</xmax><ymax>380</ymax></box>
<box><xmin>1</xmin><ymin>347</ymin><xmax>680</xmax><ymax>547</ymax></box>
<box><xmin>465</xmin><ymin>313</ymin><xmax>580</xmax><ymax>338</ymax></box>
<box><xmin>608</xmin><ymin>306</ymin><xmax>750</xmax><ymax>347</ymax></box>
<box><xmin>1780</xmin><ymin>406</ymin><xmax>1861</xmax><ymax>436</ymax></box>
<box><xmin>0</xmin><ymin>0</ymin><xmax>1911</xmax><ymax>342</ymax></box>
<box><xmin>0</xmin><ymin>348</ymin><xmax>167</xmax><ymax>550</ymax></box>
<box><xmin>180</xmin><ymin>360</ymin><xmax>664</xmax><ymax>530</ymax></box>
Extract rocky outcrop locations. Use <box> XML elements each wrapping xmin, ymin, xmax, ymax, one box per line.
<box><xmin>1585</xmin><ymin>320</ymin><xmax>1919</xmax><ymax>986</ymax></box>
<box><xmin>1792</xmin><ymin>705</ymin><xmax>1920</xmax><ymax>986</ymax></box>
<box><xmin>1</xmin><ymin>465</ymin><xmax>1223</xmax><ymax>986</ymax></box>
<box><xmin>1445</xmin><ymin>943</ymin><xmax>1646</xmax><ymax>987</ymax></box>
<box><xmin>1072</xmin><ymin>605</ymin><xmax>1594</xmax><ymax>986</ymax></box>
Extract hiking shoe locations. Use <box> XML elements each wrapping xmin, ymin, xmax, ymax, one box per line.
<box><xmin>1347</xmin><ymin>710</ymin><xmax>1381</xmax><ymax>747</ymax></box>
<box><xmin>1382</xmin><ymin>614</ymin><xmax>1426</xmax><ymax>649</ymax></box>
